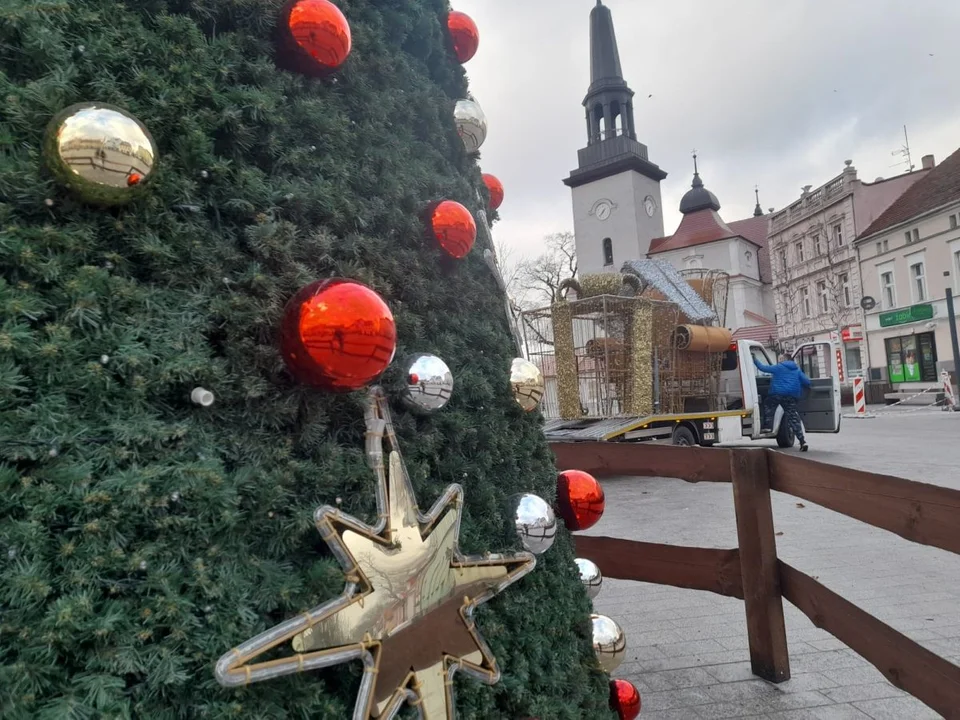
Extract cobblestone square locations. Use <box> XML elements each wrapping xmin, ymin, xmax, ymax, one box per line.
<box><xmin>585</xmin><ymin>407</ymin><xmax>960</xmax><ymax>719</ymax></box>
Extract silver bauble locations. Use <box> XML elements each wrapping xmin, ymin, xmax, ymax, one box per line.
<box><xmin>510</xmin><ymin>358</ymin><xmax>544</xmax><ymax>412</ymax></box>
<box><xmin>591</xmin><ymin>614</ymin><xmax>626</xmax><ymax>673</ymax></box>
<box><xmin>454</xmin><ymin>98</ymin><xmax>487</xmax><ymax>153</ymax></box>
<box><xmin>44</xmin><ymin>102</ymin><xmax>158</xmax><ymax>206</ymax></box>
<box><xmin>575</xmin><ymin>558</ymin><xmax>603</xmax><ymax>600</ymax></box>
<box><xmin>512</xmin><ymin>493</ymin><xmax>557</xmax><ymax>555</ymax></box>
<box><xmin>400</xmin><ymin>353</ymin><xmax>453</xmax><ymax>414</ymax></box>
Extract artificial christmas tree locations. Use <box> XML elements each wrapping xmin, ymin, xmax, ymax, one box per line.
<box><xmin>0</xmin><ymin>1</ymin><xmax>617</xmax><ymax>718</ymax></box>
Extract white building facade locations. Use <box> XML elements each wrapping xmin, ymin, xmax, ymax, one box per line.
<box><xmin>855</xmin><ymin>149</ymin><xmax>960</xmax><ymax>391</ymax></box>
<box><xmin>647</xmin><ymin>166</ymin><xmax>775</xmax><ymax>337</ymax></box>
<box><xmin>768</xmin><ymin>160</ymin><xmax>930</xmax><ymax>379</ymax></box>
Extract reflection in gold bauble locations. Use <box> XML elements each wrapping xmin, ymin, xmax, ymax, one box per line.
<box><xmin>43</xmin><ymin>102</ymin><xmax>157</xmax><ymax>206</ymax></box>
<box><xmin>510</xmin><ymin>358</ymin><xmax>544</xmax><ymax>412</ymax></box>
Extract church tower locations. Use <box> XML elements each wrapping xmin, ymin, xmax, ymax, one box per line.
<box><xmin>564</xmin><ymin>0</ymin><xmax>667</xmax><ymax>275</ymax></box>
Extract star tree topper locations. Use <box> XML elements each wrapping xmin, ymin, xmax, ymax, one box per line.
<box><xmin>215</xmin><ymin>388</ymin><xmax>536</xmax><ymax>719</ymax></box>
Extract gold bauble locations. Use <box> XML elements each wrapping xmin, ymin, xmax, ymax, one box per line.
<box><xmin>510</xmin><ymin>357</ymin><xmax>544</xmax><ymax>412</ymax></box>
<box><xmin>43</xmin><ymin>102</ymin><xmax>157</xmax><ymax>206</ymax></box>
<box><xmin>591</xmin><ymin>613</ymin><xmax>626</xmax><ymax>673</ymax></box>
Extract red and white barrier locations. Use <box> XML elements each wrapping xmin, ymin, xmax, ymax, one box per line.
<box><xmin>852</xmin><ymin>376</ymin><xmax>866</xmax><ymax>416</ymax></box>
<box><xmin>845</xmin><ymin>376</ymin><xmax>876</xmax><ymax>418</ymax></box>
<box><xmin>941</xmin><ymin>370</ymin><xmax>956</xmax><ymax>411</ymax></box>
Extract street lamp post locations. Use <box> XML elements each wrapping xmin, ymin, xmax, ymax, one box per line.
<box><xmin>946</xmin><ymin>289</ymin><xmax>960</xmax><ymax>398</ymax></box>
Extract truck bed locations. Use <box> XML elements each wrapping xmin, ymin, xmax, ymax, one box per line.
<box><xmin>543</xmin><ymin>410</ymin><xmax>748</xmax><ymax>442</ymax></box>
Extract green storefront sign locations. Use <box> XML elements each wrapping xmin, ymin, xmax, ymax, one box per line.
<box><xmin>878</xmin><ymin>303</ymin><xmax>934</xmax><ymax>328</ymax></box>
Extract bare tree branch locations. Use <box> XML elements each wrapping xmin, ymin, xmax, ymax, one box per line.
<box><xmin>515</xmin><ymin>231</ymin><xmax>578</xmax><ymax>308</ymax></box>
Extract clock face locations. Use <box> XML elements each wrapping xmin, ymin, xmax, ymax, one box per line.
<box><xmin>644</xmin><ymin>196</ymin><xmax>657</xmax><ymax>217</ymax></box>
<box><xmin>595</xmin><ymin>201</ymin><xmax>612</xmax><ymax>221</ymax></box>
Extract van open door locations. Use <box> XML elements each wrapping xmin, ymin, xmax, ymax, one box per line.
<box><xmin>736</xmin><ymin>340</ymin><xmax>778</xmax><ymax>439</ymax></box>
<box><xmin>792</xmin><ymin>342</ymin><xmax>842</xmax><ymax>433</ymax></box>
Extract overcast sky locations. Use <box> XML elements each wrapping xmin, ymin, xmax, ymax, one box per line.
<box><xmin>455</xmin><ymin>0</ymin><xmax>960</xmax><ymax>264</ymax></box>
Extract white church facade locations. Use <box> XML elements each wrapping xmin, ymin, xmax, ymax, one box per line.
<box><xmin>563</xmin><ymin>0</ymin><xmax>776</xmax><ymax>342</ymax></box>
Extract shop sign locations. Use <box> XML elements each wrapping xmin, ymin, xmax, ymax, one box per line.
<box><xmin>841</xmin><ymin>325</ymin><xmax>863</xmax><ymax>342</ymax></box>
<box><xmin>878</xmin><ymin>304</ymin><xmax>933</xmax><ymax>328</ymax></box>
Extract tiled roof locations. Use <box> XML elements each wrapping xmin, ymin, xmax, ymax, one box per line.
<box><xmin>728</xmin><ymin>215</ymin><xmax>772</xmax><ymax>284</ymax></box>
<box><xmin>648</xmin><ymin>211</ymin><xmax>772</xmax><ymax>284</ymax></box>
<box><xmin>731</xmin><ymin>324</ymin><xmax>778</xmax><ymax>342</ymax></box>
<box><xmin>648</xmin><ymin>209</ymin><xmax>735</xmax><ymax>254</ymax></box>
<box><xmin>744</xmin><ymin>309</ymin><xmax>775</xmax><ymax>325</ymax></box>
<box><xmin>858</xmin><ymin>147</ymin><xmax>960</xmax><ymax>240</ymax></box>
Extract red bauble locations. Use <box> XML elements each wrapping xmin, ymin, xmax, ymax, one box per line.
<box><xmin>425</xmin><ymin>200</ymin><xmax>477</xmax><ymax>259</ymax></box>
<box><xmin>482</xmin><ymin>173</ymin><xmax>504</xmax><ymax>211</ymax></box>
<box><xmin>447</xmin><ymin>11</ymin><xmax>479</xmax><ymax>63</ymax></box>
<box><xmin>609</xmin><ymin>679</ymin><xmax>641</xmax><ymax>720</ymax></box>
<box><xmin>279</xmin><ymin>278</ymin><xmax>396</xmax><ymax>391</ymax></box>
<box><xmin>556</xmin><ymin>470</ymin><xmax>605</xmax><ymax>531</ymax></box>
<box><xmin>278</xmin><ymin>0</ymin><xmax>352</xmax><ymax>76</ymax></box>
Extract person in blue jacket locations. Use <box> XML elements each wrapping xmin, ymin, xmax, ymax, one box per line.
<box><xmin>753</xmin><ymin>353</ymin><xmax>812</xmax><ymax>451</ymax></box>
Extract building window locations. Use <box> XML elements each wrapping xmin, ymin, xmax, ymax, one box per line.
<box><xmin>880</xmin><ymin>270</ymin><xmax>896</xmax><ymax>309</ymax></box>
<box><xmin>814</xmin><ymin>233</ymin><xmax>823</xmax><ymax>255</ymax></box>
<box><xmin>838</xmin><ymin>272</ymin><xmax>851</xmax><ymax>307</ymax></box>
<box><xmin>876</xmin><ymin>242</ymin><xmax>882</xmax><ymax>255</ymax></box>
<box><xmin>905</xmin><ymin>228</ymin><xmax>920</xmax><ymax>244</ymax></box>
<box><xmin>885</xmin><ymin>333</ymin><xmax>938</xmax><ymax>383</ymax></box>
<box><xmin>817</xmin><ymin>280</ymin><xmax>829</xmax><ymax>313</ymax></box>
<box><xmin>910</xmin><ymin>260</ymin><xmax>927</xmax><ymax>302</ymax></box>
<box><xmin>602</xmin><ymin>237</ymin><xmax>613</xmax><ymax>266</ymax></box>
<box><xmin>795</xmin><ymin>241</ymin><xmax>804</xmax><ymax>263</ymax></box>
<box><xmin>883</xmin><ymin>239</ymin><xmax>889</xmax><ymax>252</ymax></box>
<box><xmin>951</xmin><ymin>214</ymin><xmax>958</xmax><ymax>230</ymax></box>
<box><xmin>800</xmin><ymin>286</ymin><xmax>811</xmax><ymax>317</ymax></box>
<box><xmin>833</xmin><ymin>222</ymin><xmax>844</xmax><ymax>246</ymax></box>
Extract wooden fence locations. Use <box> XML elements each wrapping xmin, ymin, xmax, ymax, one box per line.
<box><xmin>551</xmin><ymin>442</ymin><xmax>960</xmax><ymax>719</ymax></box>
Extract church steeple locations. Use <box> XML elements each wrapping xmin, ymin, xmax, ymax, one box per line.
<box><xmin>584</xmin><ymin>0</ymin><xmax>635</xmax><ymax>144</ymax></box>
<box><xmin>679</xmin><ymin>154</ymin><xmax>721</xmax><ymax>214</ymax></box>
<box><xmin>753</xmin><ymin>186</ymin><xmax>764</xmax><ymax>217</ymax></box>
<box><xmin>564</xmin><ymin>0</ymin><xmax>665</xmax><ymax>188</ymax></box>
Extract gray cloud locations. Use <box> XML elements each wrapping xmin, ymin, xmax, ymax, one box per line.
<box><xmin>456</xmin><ymin>0</ymin><xmax>960</xmax><ymax>261</ymax></box>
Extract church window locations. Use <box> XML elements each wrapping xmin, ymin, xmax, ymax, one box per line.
<box><xmin>602</xmin><ymin>238</ymin><xmax>613</xmax><ymax>266</ymax></box>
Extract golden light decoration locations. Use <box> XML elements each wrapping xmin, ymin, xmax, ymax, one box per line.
<box><xmin>551</xmin><ymin>301</ymin><xmax>581</xmax><ymax>420</ymax></box>
<box><xmin>43</xmin><ymin>102</ymin><xmax>157</xmax><ymax>206</ymax></box>
<box><xmin>509</xmin><ymin>357</ymin><xmax>544</xmax><ymax>412</ymax></box>
<box><xmin>215</xmin><ymin>388</ymin><xmax>535</xmax><ymax>719</ymax></box>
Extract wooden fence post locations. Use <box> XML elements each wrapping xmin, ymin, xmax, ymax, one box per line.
<box><xmin>730</xmin><ymin>449</ymin><xmax>790</xmax><ymax>682</ymax></box>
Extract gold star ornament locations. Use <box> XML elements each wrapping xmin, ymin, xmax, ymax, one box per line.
<box><xmin>215</xmin><ymin>388</ymin><xmax>536</xmax><ymax>719</ymax></box>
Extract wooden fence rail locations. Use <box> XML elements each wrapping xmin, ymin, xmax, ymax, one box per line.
<box><xmin>553</xmin><ymin>441</ymin><xmax>960</xmax><ymax>719</ymax></box>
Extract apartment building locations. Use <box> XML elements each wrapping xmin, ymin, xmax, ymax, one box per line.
<box><xmin>855</xmin><ymin>148</ymin><xmax>960</xmax><ymax>389</ymax></box>
<box><xmin>768</xmin><ymin>159</ymin><xmax>930</xmax><ymax>379</ymax></box>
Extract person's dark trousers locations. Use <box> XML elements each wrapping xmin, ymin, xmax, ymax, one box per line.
<box><xmin>763</xmin><ymin>394</ymin><xmax>806</xmax><ymax>443</ymax></box>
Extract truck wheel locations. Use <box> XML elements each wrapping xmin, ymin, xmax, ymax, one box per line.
<box><xmin>672</xmin><ymin>425</ymin><xmax>696</xmax><ymax>447</ymax></box>
<box><xmin>776</xmin><ymin>422</ymin><xmax>795</xmax><ymax>448</ymax></box>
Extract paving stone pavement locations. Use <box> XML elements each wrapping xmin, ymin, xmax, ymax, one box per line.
<box><xmin>585</xmin><ymin>407</ymin><xmax>960</xmax><ymax>719</ymax></box>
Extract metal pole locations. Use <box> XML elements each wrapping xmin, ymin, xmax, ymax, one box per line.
<box><xmin>947</xmin><ymin>289</ymin><xmax>960</xmax><ymax>400</ymax></box>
